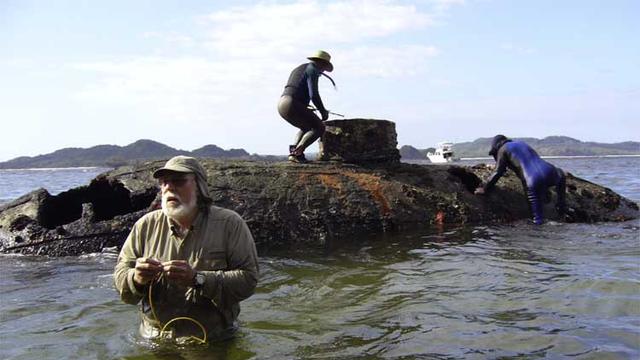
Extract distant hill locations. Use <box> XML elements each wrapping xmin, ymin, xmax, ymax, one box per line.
<box><xmin>0</xmin><ymin>139</ymin><xmax>257</xmax><ymax>169</ymax></box>
<box><xmin>399</xmin><ymin>145</ymin><xmax>433</xmax><ymax>159</ymax></box>
<box><xmin>3</xmin><ymin>136</ymin><xmax>638</xmax><ymax>168</ymax></box>
<box><xmin>401</xmin><ymin>136</ymin><xmax>640</xmax><ymax>160</ymax></box>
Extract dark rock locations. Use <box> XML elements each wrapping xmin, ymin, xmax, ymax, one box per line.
<box><xmin>0</xmin><ymin>120</ymin><xmax>637</xmax><ymax>255</ymax></box>
<box><xmin>319</xmin><ymin>119</ymin><xmax>401</xmax><ymax>163</ymax></box>
<box><xmin>0</xmin><ymin>158</ymin><xmax>637</xmax><ymax>256</ymax></box>
<box><xmin>82</xmin><ymin>203</ymin><xmax>96</xmax><ymax>222</ymax></box>
<box><xmin>399</xmin><ymin>145</ymin><xmax>427</xmax><ymax>160</ymax></box>
<box><xmin>9</xmin><ymin>215</ymin><xmax>33</xmax><ymax>232</ymax></box>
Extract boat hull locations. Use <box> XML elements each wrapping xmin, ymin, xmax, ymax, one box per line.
<box><xmin>427</xmin><ymin>154</ymin><xmax>454</xmax><ymax>163</ymax></box>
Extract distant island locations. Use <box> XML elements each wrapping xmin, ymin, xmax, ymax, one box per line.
<box><xmin>0</xmin><ymin>139</ymin><xmax>283</xmax><ymax>169</ymax></box>
<box><xmin>400</xmin><ymin>136</ymin><xmax>640</xmax><ymax>160</ymax></box>
<box><xmin>1</xmin><ymin>136</ymin><xmax>638</xmax><ymax>169</ymax></box>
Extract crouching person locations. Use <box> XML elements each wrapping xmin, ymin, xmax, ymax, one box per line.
<box><xmin>113</xmin><ymin>156</ymin><xmax>259</xmax><ymax>343</ymax></box>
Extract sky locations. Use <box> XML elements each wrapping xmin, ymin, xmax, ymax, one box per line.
<box><xmin>1</xmin><ymin>0</ymin><xmax>639</xmax><ymax>161</ymax></box>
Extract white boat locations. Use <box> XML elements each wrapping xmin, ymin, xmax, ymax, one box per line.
<box><xmin>426</xmin><ymin>142</ymin><xmax>455</xmax><ymax>163</ymax></box>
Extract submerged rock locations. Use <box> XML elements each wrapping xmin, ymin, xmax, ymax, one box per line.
<box><xmin>0</xmin><ymin>159</ymin><xmax>637</xmax><ymax>256</ymax></box>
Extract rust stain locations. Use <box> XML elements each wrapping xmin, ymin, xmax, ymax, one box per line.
<box><xmin>343</xmin><ymin>172</ymin><xmax>391</xmax><ymax>216</ymax></box>
<box><xmin>317</xmin><ymin>174</ymin><xmax>343</xmax><ymax>192</ymax></box>
<box><xmin>297</xmin><ymin>173</ymin><xmax>310</xmax><ymax>183</ymax></box>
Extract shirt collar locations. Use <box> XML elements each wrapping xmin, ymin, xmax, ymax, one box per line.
<box><xmin>166</xmin><ymin>210</ymin><xmax>203</xmax><ymax>236</ymax></box>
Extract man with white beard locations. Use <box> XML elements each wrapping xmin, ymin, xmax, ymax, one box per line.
<box><xmin>114</xmin><ymin>156</ymin><xmax>259</xmax><ymax>343</ymax></box>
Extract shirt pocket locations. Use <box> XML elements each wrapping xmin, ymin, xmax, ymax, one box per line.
<box><xmin>200</xmin><ymin>250</ymin><xmax>228</xmax><ymax>270</ymax></box>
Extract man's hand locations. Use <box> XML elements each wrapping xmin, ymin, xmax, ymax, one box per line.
<box><xmin>133</xmin><ymin>257</ymin><xmax>163</xmax><ymax>286</ymax></box>
<box><xmin>320</xmin><ymin>109</ymin><xmax>329</xmax><ymax>121</ymax></box>
<box><xmin>474</xmin><ymin>187</ymin><xmax>486</xmax><ymax>195</ymax></box>
<box><xmin>162</xmin><ymin>260</ymin><xmax>196</xmax><ymax>286</ymax></box>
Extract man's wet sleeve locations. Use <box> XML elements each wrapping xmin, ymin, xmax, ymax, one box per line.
<box><xmin>113</xmin><ymin>224</ymin><xmax>146</xmax><ymax>304</ymax></box>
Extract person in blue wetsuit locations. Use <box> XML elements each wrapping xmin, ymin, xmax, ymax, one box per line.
<box><xmin>474</xmin><ymin>135</ymin><xmax>567</xmax><ymax>224</ymax></box>
<box><xmin>278</xmin><ymin>50</ymin><xmax>335</xmax><ymax>163</ymax></box>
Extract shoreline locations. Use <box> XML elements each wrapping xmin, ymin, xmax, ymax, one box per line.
<box><xmin>0</xmin><ymin>166</ymin><xmax>113</xmax><ymax>171</ymax></box>
<box><xmin>1</xmin><ymin>155</ymin><xmax>640</xmax><ymax>170</ymax></box>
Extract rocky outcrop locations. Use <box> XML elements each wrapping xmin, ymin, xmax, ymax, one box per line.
<box><xmin>319</xmin><ymin>119</ymin><xmax>401</xmax><ymax>163</ymax></box>
<box><xmin>0</xmin><ymin>159</ymin><xmax>637</xmax><ymax>256</ymax></box>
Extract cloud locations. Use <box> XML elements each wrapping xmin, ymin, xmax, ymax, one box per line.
<box><xmin>201</xmin><ymin>1</ymin><xmax>434</xmax><ymax>59</ymax></box>
<box><xmin>74</xmin><ymin>1</ymin><xmax>446</xmax><ymax>105</ymax></box>
<box><xmin>430</xmin><ymin>0</ymin><xmax>465</xmax><ymax>13</ymax></box>
<box><xmin>73</xmin><ymin>56</ymin><xmax>255</xmax><ymax>129</ymax></box>
<box><xmin>67</xmin><ymin>1</ymin><xmax>459</xmax><ymax>153</ymax></box>
<box><xmin>339</xmin><ymin>45</ymin><xmax>439</xmax><ymax>77</ymax></box>
<box><xmin>75</xmin><ymin>57</ymin><xmax>228</xmax><ymax>103</ymax></box>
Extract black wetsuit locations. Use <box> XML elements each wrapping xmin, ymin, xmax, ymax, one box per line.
<box><xmin>278</xmin><ymin>62</ymin><xmax>327</xmax><ymax>154</ymax></box>
<box><xmin>484</xmin><ymin>139</ymin><xmax>566</xmax><ymax>224</ymax></box>
<box><xmin>282</xmin><ymin>63</ymin><xmax>327</xmax><ymax>112</ymax></box>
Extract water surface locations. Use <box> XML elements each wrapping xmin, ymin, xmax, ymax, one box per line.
<box><xmin>0</xmin><ymin>158</ymin><xmax>638</xmax><ymax>359</ymax></box>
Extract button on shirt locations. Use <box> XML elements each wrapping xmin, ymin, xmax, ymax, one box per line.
<box><xmin>113</xmin><ymin>206</ymin><xmax>259</xmax><ymax>340</ymax></box>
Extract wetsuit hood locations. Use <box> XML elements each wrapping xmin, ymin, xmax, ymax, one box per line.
<box><xmin>489</xmin><ymin>135</ymin><xmax>511</xmax><ymax>158</ymax></box>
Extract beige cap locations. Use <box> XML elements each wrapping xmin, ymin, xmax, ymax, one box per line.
<box><xmin>307</xmin><ymin>50</ymin><xmax>333</xmax><ymax>72</ymax></box>
<box><xmin>153</xmin><ymin>155</ymin><xmax>207</xmax><ymax>180</ymax></box>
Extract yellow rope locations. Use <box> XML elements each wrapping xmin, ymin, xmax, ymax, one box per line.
<box><xmin>161</xmin><ymin>317</ymin><xmax>207</xmax><ymax>343</ymax></box>
<box><xmin>148</xmin><ymin>274</ymin><xmax>208</xmax><ymax>344</ymax></box>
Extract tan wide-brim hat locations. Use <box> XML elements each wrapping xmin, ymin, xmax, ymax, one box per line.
<box><xmin>307</xmin><ymin>50</ymin><xmax>333</xmax><ymax>72</ymax></box>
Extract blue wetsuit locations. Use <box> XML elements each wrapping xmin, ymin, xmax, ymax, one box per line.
<box><xmin>484</xmin><ymin>140</ymin><xmax>566</xmax><ymax>224</ymax></box>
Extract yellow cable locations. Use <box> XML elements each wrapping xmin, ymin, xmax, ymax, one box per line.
<box><xmin>148</xmin><ymin>274</ymin><xmax>208</xmax><ymax>344</ymax></box>
<box><xmin>161</xmin><ymin>317</ymin><xmax>207</xmax><ymax>344</ymax></box>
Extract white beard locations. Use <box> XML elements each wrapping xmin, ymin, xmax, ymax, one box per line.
<box><xmin>161</xmin><ymin>193</ymin><xmax>197</xmax><ymax>222</ymax></box>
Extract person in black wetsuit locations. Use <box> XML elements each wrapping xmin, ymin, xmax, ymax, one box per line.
<box><xmin>474</xmin><ymin>135</ymin><xmax>567</xmax><ymax>224</ymax></box>
<box><xmin>278</xmin><ymin>50</ymin><xmax>335</xmax><ymax>163</ymax></box>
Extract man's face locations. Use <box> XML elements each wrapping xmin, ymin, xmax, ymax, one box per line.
<box><xmin>158</xmin><ymin>172</ymin><xmax>198</xmax><ymax>220</ymax></box>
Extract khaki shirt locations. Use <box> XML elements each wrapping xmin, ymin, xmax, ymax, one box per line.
<box><xmin>113</xmin><ymin>206</ymin><xmax>259</xmax><ymax>341</ymax></box>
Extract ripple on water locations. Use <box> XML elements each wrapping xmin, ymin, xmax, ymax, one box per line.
<box><xmin>1</xmin><ymin>217</ymin><xmax>639</xmax><ymax>359</ymax></box>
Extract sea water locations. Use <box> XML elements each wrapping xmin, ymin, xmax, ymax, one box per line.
<box><xmin>0</xmin><ymin>158</ymin><xmax>638</xmax><ymax>359</ymax></box>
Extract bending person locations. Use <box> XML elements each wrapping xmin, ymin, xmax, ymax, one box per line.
<box><xmin>475</xmin><ymin>135</ymin><xmax>566</xmax><ymax>224</ymax></box>
<box><xmin>278</xmin><ymin>50</ymin><xmax>335</xmax><ymax>163</ymax></box>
